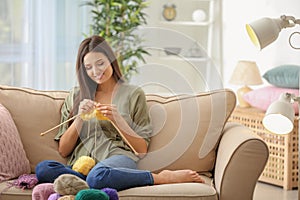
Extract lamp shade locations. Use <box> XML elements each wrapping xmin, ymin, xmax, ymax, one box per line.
<box><xmin>246</xmin><ymin>15</ymin><xmax>296</xmax><ymax>50</ymax></box>
<box><xmin>229</xmin><ymin>60</ymin><xmax>263</xmax><ymax>85</ymax></box>
<box><xmin>262</xmin><ymin>93</ymin><xmax>295</xmax><ymax>135</ymax></box>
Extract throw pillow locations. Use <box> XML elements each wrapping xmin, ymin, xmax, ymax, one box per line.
<box><xmin>243</xmin><ymin>86</ymin><xmax>299</xmax><ymax>114</ymax></box>
<box><xmin>263</xmin><ymin>64</ymin><xmax>300</xmax><ymax>89</ymax></box>
<box><xmin>0</xmin><ymin>103</ymin><xmax>30</xmax><ymax>182</ymax></box>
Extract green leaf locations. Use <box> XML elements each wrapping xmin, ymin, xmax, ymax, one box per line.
<box><xmin>83</xmin><ymin>0</ymin><xmax>149</xmax><ymax>80</ymax></box>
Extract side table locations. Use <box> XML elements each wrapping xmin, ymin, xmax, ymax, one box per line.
<box><xmin>228</xmin><ymin>106</ymin><xmax>298</xmax><ymax>190</ymax></box>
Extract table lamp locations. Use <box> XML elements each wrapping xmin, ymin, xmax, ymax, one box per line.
<box><xmin>246</xmin><ymin>14</ymin><xmax>300</xmax><ymax>196</ymax></box>
<box><xmin>229</xmin><ymin>60</ymin><xmax>263</xmax><ymax>108</ymax></box>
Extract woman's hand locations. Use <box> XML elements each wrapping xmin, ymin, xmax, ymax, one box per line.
<box><xmin>95</xmin><ymin>103</ymin><xmax>148</xmax><ymax>156</ymax></box>
<box><xmin>95</xmin><ymin>103</ymin><xmax>122</xmax><ymax>123</ymax></box>
<box><xmin>79</xmin><ymin>99</ymin><xmax>96</xmax><ymax>115</ymax></box>
<box><xmin>58</xmin><ymin>100</ymin><xmax>96</xmax><ymax>158</ymax></box>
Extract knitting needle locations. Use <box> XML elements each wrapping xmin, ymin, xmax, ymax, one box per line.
<box><xmin>40</xmin><ymin>111</ymin><xmax>139</xmax><ymax>156</ymax></box>
<box><xmin>109</xmin><ymin>120</ymin><xmax>139</xmax><ymax>156</ymax></box>
<box><xmin>40</xmin><ymin>114</ymin><xmax>80</xmax><ymax>136</ymax></box>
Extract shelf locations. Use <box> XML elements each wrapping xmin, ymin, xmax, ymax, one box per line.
<box><xmin>141</xmin><ymin>0</ymin><xmax>222</xmax><ymax>92</ymax></box>
<box><xmin>159</xmin><ymin>20</ymin><xmax>213</xmax><ymax>26</ymax></box>
<box><xmin>158</xmin><ymin>56</ymin><xmax>209</xmax><ymax>62</ymax></box>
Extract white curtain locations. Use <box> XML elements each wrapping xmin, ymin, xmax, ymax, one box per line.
<box><xmin>0</xmin><ymin>0</ymin><xmax>90</xmax><ymax>90</ymax></box>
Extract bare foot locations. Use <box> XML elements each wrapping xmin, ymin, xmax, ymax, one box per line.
<box><xmin>152</xmin><ymin>170</ymin><xmax>205</xmax><ymax>185</ymax></box>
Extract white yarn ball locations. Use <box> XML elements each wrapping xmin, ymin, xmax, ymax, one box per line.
<box><xmin>192</xmin><ymin>9</ymin><xmax>206</xmax><ymax>22</ymax></box>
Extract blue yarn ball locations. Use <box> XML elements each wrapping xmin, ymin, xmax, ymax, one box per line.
<box><xmin>101</xmin><ymin>188</ymin><xmax>119</xmax><ymax>200</ymax></box>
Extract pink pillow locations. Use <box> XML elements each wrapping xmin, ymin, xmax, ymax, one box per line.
<box><xmin>243</xmin><ymin>86</ymin><xmax>299</xmax><ymax>114</ymax></box>
<box><xmin>0</xmin><ymin>104</ymin><xmax>30</xmax><ymax>182</ymax></box>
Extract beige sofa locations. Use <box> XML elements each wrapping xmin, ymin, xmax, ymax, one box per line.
<box><xmin>0</xmin><ymin>85</ymin><xmax>269</xmax><ymax>200</ymax></box>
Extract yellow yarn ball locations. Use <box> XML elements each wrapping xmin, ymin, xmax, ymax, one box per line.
<box><xmin>72</xmin><ymin>156</ymin><xmax>96</xmax><ymax>176</ymax></box>
<box><xmin>80</xmin><ymin>110</ymin><xmax>96</xmax><ymax>120</ymax></box>
<box><xmin>95</xmin><ymin>110</ymin><xmax>109</xmax><ymax>121</ymax></box>
<box><xmin>80</xmin><ymin>109</ymin><xmax>109</xmax><ymax>121</ymax></box>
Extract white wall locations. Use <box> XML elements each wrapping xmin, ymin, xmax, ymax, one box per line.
<box><xmin>223</xmin><ymin>0</ymin><xmax>300</xmax><ymax>90</ymax></box>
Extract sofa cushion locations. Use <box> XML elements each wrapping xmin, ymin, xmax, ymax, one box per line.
<box><xmin>0</xmin><ymin>180</ymin><xmax>32</xmax><ymax>200</ymax></box>
<box><xmin>0</xmin><ymin>85</ymin><xmax>68</xmax><ymax>172</ymax></box>
<box><xmin>138</xmin><ymin>89</ymin><xmax>236</xmax><ymax>173</ymax></box>
<box><xmin>0</xmin><ymin>176</ymin><xmax>217</xmax><ymax>200</ymax></box>
<box><xmin>0</xmin><ymin>104</ymin><xmax>30</xmax><ymax>182</ymax></box>
<box><xmin>119</xmin><ymin>176</ymin><xmax>217</xmax><ymax>200</ymax></box>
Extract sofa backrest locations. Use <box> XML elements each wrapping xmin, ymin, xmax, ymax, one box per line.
<box><xmin>138</xmin><ymin>90</ymin><xmax>236</xmax><ymax>174</ymax></box>
<box><xmin>0</xmin><ymin>85</ymin><xmax>236</xmax><ymax>174</ymax></box>
<box><xmin>0</xmin><ymin>85</ymin><xmax>69</xmax><ymax>172</ymax></box>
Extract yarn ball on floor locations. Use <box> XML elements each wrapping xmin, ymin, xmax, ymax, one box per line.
<box><xmin>75</xmin><ymin>189</ymin><xmax>109</xmax><ymax>200</ymax></box>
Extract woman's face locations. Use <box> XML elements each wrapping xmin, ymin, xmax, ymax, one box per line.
<box><xmin>83</xmin><ymin>52</ymin><xmax>113</xmax><ymax>84</ymax></box>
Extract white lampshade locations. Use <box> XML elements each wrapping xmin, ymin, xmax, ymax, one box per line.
<box><xmin>229</xmin><ymin>60</ymin><xmax>263</xmax><ymax>85</ymax></box>
<box><xmin>246</xmin><ymin>15</ymin><xmax>298</xmax><ymax>50</ymax></box>
<box><xmin>262</xmin><ymin>93</ymin><xmax>295</xmax><ymax>135</ymax></box>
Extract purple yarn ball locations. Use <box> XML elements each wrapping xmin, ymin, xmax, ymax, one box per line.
<box><xmin>48</xmin><ymin>193</ymin><xmax>61</xmax><ymax>200</ymax></box>
<box><xmin>101</xmin><ymin>188</ymin><xmax>119</xmax><ymax>200</ymax></box>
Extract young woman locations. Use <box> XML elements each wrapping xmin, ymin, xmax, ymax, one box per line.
<box><xmin>35</xmin><ymin>35</ymin><xmax>204</xmax><ymax>191</ymax></box>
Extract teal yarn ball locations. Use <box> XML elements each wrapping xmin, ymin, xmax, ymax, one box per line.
<box><xmin>75</xmin><ymin>189</ymin><xmax>109</xmax><ymax>200</ymax></box>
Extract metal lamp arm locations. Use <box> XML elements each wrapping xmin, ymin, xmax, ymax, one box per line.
<box><xmin>292</xmin><ymin>95</ymin><xmax>300</xmax><ymax>103</ymax></box>
<box><xmin>280</xmin><ymin>15</ymin><xmax>299</xmax><ymax>27</ymax></box>
<box><xmin>291</xmin><ymin>95</ymin><xmax>300</xmax><ymax>120</ymax></box>
<box><xmin>289</xmin><ymin>32</ymin><xmax>300</xmax><ymax>50</ymax></box>
<box><xmin>281</xmin><ymin>15</ymin><xmax>300</xmax><ymax>49</ymax></box>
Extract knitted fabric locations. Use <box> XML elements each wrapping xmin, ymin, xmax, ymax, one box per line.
<box><xmin>48</xmin><ymin>193</ymin><xmax>61</xmax><ymax>200</ymax></box>
<box><xmin>12</xmin><ymin>174</ymin><xmax>38</xmax><ymax>189</ymax></box>
<box><xmin>72</xmin><ymin>156</ymin><xmax>95</xmax><ymax>176</ymax></box>
<box><xmin>53</xmin><ymin>174</ymin><xmax>89</xmax><ymax>195</ymax></box>
<box><xmin>101</xmin><ymin>188</ymin><xmax>119</xmax><ymax>200</ymax></box>
<box><xmin>75</xmin><ymin>189</ymin><xmax>109</xmax><ymax>200</ymax></box>
<box><xmin>32</xmin><ymin>183</ymin><xmax>55</xmax><ymax>200</ymax></box>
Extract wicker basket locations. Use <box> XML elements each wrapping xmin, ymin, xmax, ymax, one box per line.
<box><xmin>228</xmin><ymin>106</ymin><xmax>298</xmax><ymax>190</ymax></box>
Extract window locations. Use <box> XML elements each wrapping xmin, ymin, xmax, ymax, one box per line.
<box><xmin>0</xmin><ymin>0</ymin><xmax>90</xmax><ymax>90</ymax></box>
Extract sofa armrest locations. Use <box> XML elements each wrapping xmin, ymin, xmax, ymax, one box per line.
<box><xmin>214</xmin><ymin>122</ymin><xmax>269</xmax><ymax>200</ymax></box>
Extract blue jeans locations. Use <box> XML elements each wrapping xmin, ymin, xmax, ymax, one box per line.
<box><xmin>35</xmin><ymin>155</ymin><xmax>154</xmax><ymax>191</ymax></box>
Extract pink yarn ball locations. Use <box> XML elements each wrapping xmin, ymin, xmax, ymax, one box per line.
<box><xmin>32</xmin><ymin>183</ymin><xmax>55</xmax><ymax>200</ymax></box>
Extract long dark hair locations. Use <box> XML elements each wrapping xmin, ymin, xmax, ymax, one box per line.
<box><xmin>71</xmin><ymin>35</ymin><xmax>124</xmax><ymax>117</ymax></box>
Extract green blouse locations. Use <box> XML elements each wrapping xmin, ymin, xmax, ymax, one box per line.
<box><xmin>54</xmin><ymin>83</ymin><xmax>152</xmax><ymax>166</ymax></box>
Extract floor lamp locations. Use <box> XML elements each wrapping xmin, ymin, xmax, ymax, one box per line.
<box><xmin>246</xmin><ymin>15</ymin><xmax>300</xmax><ymax>194</ymax></box>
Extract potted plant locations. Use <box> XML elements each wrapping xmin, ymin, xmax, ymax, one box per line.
<box><xmin>84</xmin><ymin>0</ymin><xmax>149</xmax><ymax>81</ymax></box>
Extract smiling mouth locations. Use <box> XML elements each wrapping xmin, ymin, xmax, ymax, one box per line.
<box><xmin>94</xmin><ymin>72</ymin><xmax>104</xmax><ymax>80</ymax></box>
